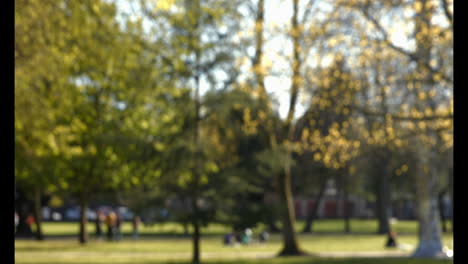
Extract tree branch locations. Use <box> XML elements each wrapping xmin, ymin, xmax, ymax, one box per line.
<box><xmin>300</xmin><ymin>0</ymin><xmax>316</xmax><ymax>25</ymax></box>
<box><xmin>441</xmin><ymin>0</ymin><xmax>453</xmax><ymax>30</ymax></box>
<box><xmin>360</xmin><ymin>5</ymin><xmax>453</xmax><ymax>84</ymax></box>
<box><xmin>356</xmin><ymin>106</ymin><xmax>453</xmax><ymax>122</ymax></box>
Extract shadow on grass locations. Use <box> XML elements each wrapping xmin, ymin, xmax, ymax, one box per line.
<box><xmin>15</xmin><ymin>256</ymin><xmax>453</xmax><ymax>264</ymax></box>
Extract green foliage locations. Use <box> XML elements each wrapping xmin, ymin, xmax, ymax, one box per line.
<box><xmin>15</xmin><ymin>0</ymin><xmax>452</xmax><ymax>255</ymax></box>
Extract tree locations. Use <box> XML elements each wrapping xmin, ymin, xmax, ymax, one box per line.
<box><xmin>138</xmin><ymin>1</ymin><xmax>245</xmax><ymax>262</ymax></box>
<box><xmin>334</xmin><ymin>0</ymin><xmax>452</xmax><ymax>257</ymax></box>
<box><xmin>15</xmin><ymin>0</ymin><xmax>82</xmax><ymax>240</ymax></box>
<box><xmin>294</xmin><ymin>56</ymin><xmax>361</xmax><ymax>233</ymax></box>
<box><xmin>15</xmin><ymin>0</ymin><xmax>180</xmax><ymax>244</ymax></box>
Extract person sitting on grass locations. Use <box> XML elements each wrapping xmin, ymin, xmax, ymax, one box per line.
<box><xmin>385</xmin><ymin>230</ymin><xmax>398</xmax><ymax>248</ymax></box>
<box><xmin>241</xmin><ymin>228</ymin><xmax>252</xmax><ymax>245</ymax></box>
<box><xmin>223</xmin><ymin>232</ymin><xmax>233</xmax><ymax>246</ymax></box>
<box><xmin>259</xmin><ymin>230</ymin><xmax>269</xmax><ymax>243</ymax></box>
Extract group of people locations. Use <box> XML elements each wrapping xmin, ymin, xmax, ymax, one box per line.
<box><xmin>14</xmin><ymin>212</ymin><xmax>35</xmax><ymax>230</ymax></box>
<box><xmin>95</xmin><ymin>210</ymin><xmax>141</xmax><ymax>241</ymax></box>
<box><xmin>223</xmin><ymin>228</ymin><xmax>269</xmax><ymax>246</ymax></box>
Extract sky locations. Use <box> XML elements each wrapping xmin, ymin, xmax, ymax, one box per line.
<box><xmin>112</xmin><ymin>0</ymin><xmax>450</xmax><ymax>119</ymax></box>
<box><xmin>114</xmin><ymin>0</ymin><xmax>308</xmax><ymax>119</ymax></box>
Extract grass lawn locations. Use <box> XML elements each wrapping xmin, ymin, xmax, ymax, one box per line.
<box><xmin>14</xmin><ymin>240</ymin><xmax>454</xmax><ymax>264</ymax></box>
<box><xmin>36</xmin><ymin>219</ymin><xmax>453</xmax><ymax>236</ymax></box>
<box><xmin>15</xmin><ymin>238</ymin><xmax>454</xmax><ymax>264</ymax></box>
<box><xmin>16</xmin><ymin>220</ymin><xmax>453</xmax><ymax>264</ymax></box>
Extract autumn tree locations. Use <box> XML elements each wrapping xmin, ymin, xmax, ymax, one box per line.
<box><xmin>334</xmin><ymin>0</ymin><xmax>453</xmax><ymax>257</ymax></box>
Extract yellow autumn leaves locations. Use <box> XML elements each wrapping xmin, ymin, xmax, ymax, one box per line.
<box><xmin>300</xmin><ymin>125</ymin><xmax>360</xmax><ymax>170</ymax></box>
<box><xmin>156</xmin><ymin>0</ymin><xmax>176</xmax><ymax>11</ymax></box>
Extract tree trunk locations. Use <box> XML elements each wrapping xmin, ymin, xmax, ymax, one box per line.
<box><xmin>278</xmin><ymin>168</ymin><xmax>304</xmax><ymax>256</ymax></box>
<box><xmin>302</xmin><ymin>178</ymin><xmax>327</xmax><ymax>233</ymax></box>
<box><xmin>335</xmin><ymin>175</ymin><xmax>341</xmax><ymax>219</ymax></box>
<box><xmin>33</xmin><ymin>187</ymin><xmax>44</xmax><ymax>240</ymax></box>
<box><xmin>79</xmin><ymin>199</ymin><xmax>88</xmax><ymax>244</ymax></box>
<box><xmin>448</xmin><ymin>167</ymin><xmax>453</xmax><ymax>232</ymax></box>
<box><xmin>191</xmin><ymin>198</ymin><xmax>201</xmax><ymax>264</ymax></box>
<box><xmin>411</xmin><ymin>0</ymin><xmax>446</xmax><ymax>257</ymax></box>
<box><xmin>375</xmin><ymin>162</ymin><xmax>390</xmax><ymax>234</ymax></box>
<box><xmin>253</xmin><ymin>0</ymin><xmax>265</xmax><ymax>95</ymax></box>
<box><xmin>277</xmin><ymin>0</ymin><xmax>304</xmax><ymax>256</ymax></box>
<box><xmin>412</xmin><ymin>177</ymin><xmax>444</xmax><ymax>257</ymax></box>
<box><xmin>183</xmin><ymin>221</ymin><xmax>189</xmax><ymax>235</ymax></box>
<box><xmin>438</xmin><ymin>190</ymin><xmax>447</xmax><ymax>233</ymax></box>
<box><xmin>412</xmin><ymin>144</ymin><xmax>445</xmax><ymax>257</ymax></box>
<box><xmin>188</xmin><ymin>0</ymin><xmax>201</xmax><ymax>261</ymax></box>
<box><xmin>343</xmin><ymin>174</ymin><xmax>350</xmax><ymax>233</ymax></box>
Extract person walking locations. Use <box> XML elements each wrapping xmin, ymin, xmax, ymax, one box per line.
<box><xmin>26</xmin><ymin>214</ymin><xmax>35</xmax><ymax>230</ymax></box>
<box><xmin>106</xmin><ymin>211</ymin><xmax>116</xmax><ymax>241</ymax></box>
<box><xmin>132</xmin><ymin>215</ymin><xmax>141</xmax><ymax>240</ymax></box>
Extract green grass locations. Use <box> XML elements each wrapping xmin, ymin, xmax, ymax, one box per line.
<box><xmin>13</xmin><ymin>256</ymin><xmax>454</xmax><ymax>264</ymax></box>
<box><xmin>15</xmin><ymin>234</ymin><xmax>453</xmax><ymax>264</ymax></box>
<box><xmin>38</xmin><ymin>219</ymin><xmax>452</xmax><ymax>236</ymax></box>
<box><xmin>17</xmin><ymin>220</ymin><xmax>453</xmax><ymax>264</ymax></box>
<box><xmin>37</xmin><ymin>222</ymin><xmax>229</xmax><ymax>236</ymax></box>
<box><xmin>15</xmin><ymin>234</ymin><xmax>454</xmax><ymax>252</ymax></box>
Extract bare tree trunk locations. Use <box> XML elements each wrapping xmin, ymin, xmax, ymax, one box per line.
<box><xmin>79</xmin><ymin>198</ymin><xmax>88</xmax><ymax>244</ymax></box>
<box><xmin>302</xmin><ymin>178</ymin><xmax>327</xmax><ymax>233</ymax></box>
<box><xmin>411</xmin><ymin>136</ymin><xmax>445</xmax><ymax>254</ymax></box>
<box><xmin>33</xmin><ymin>187</ymin><xmax>44</xmax><ymax>240</ymax></box>
<box><xmin>188</xmin><ymin>0</ymin><xmax>202</xmax><ymax>262</ymax></box>
<box><xmin>183</xmin><ymin>221</ymin><xmax>189</xmax><ymax>235</ymax></box>
<box><xmin>335</xmin><ymin>175</ymin><xmax>341</xmax><ymax>219</ymax></box>
<box><xmin>278</xmin><ymin>168</ymin><xmax>304</xmax><ymax>255</ymax></box>
<box><xmin>253</xmin><ymin>0</ymin><xmax>265</xmax><ymax>95</ymax></box>
<box><xmin>412</xmin><ymin>0</ymin><xmax>446</xmax><ymax>257</ymax></box>
<box><xmin>412</xmin><ymin>147</ymin><xmax>444</xmax><ymax>257</ymax></box>
<box><xmin>277</xmin><ymin>0</ymin><xmax>304</xmax><ymax>256</ymax></box>
<box><xmin>343</xmin><ymin>173</ymin><xmax>351</xmax><ymax>233</ymax></box>
<box><xmin>438</xmin><ymin>189</ymin><xmax>447</xmax><ymax>233</ymax></box>
<box><xmin>191</xmin><ymin>198</ymin><xmax>201</xmax><ymax>264</ymax></box>
<box><xmin>375</xmin><ymin>168</ymin><xmax>391</xmax><ymax>234</ymax></box>
<box><xmin>448</xmin><ymin>167</ymin><xmax>453</xmax><ymax>232</ymax></box>
<box><xmin>373</xmin><ymin>149</ymin><xmax>391</xmax><ymax>234</ymax></box>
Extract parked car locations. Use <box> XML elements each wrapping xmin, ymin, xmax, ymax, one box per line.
<box><xmin>117</xmin><ymin>206</ymin><xmax>134</xmax><ymax>221</ymax></box>
<box><xmin>51</xmin><ymin>212</ymin><xmax>62</xmax><ymax>221</ymax></box>
<box><xmin>42</xmin><ymin>207</ymin><xmax>51</xmax><ymax>221</ymax></box>
<box><xmin>64</xmin><ymin>207</ymin><xmax>80</xmax><ymax>220</ymax></box>
<box><xmin>64</xmin><ymin>207</ymin><xmax>97</xmax><ymax>221</ymax></box>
